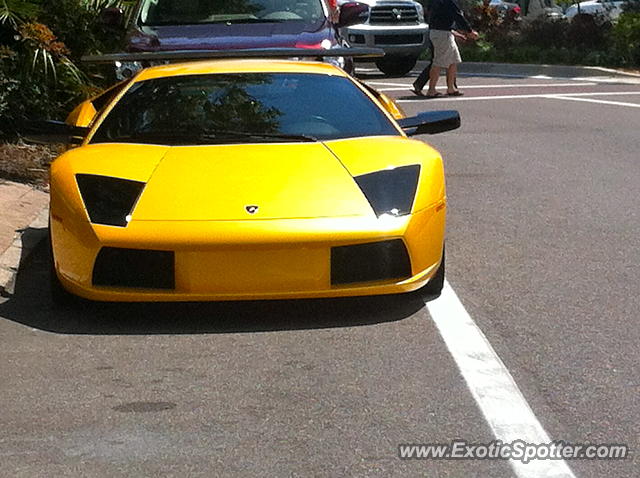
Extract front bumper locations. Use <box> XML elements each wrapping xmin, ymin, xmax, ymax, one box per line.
<box><xmin>342</xmin><ymin>24</ymin><xmax>429</xmax><ymax>56</ymax></box>
<box><xmin>51</xmin><ymin>204</ymin><xmax>445</xmax><ymax>302</ymax></box>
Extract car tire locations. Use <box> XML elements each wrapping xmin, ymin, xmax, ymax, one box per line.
<box><xmin>420</xmin><ymin>246</ymin><xmax>445</xmax><ymax>300</ymax></box>
<box><xmin>375</xmin><ymin>55</ymin><xmax>418</xmax><ymax>77</ymax></box>
<box><xmin>48</xmin><ymin>229</ymin><xmax>80</xmax><ymax>308</ymax></box>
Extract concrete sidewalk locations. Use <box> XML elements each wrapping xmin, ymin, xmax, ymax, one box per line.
<box><xmin>0</xmin><ymin>180</ymin><xmax>49</xmax><ymax>293</ymax></box>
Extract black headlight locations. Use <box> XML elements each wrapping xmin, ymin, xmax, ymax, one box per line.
<box><xmin>354</xmin><ymin>164</ymin><xmax>420</xmax><ymax>217</ymax></box>
<box><xmin>76</xmin><ymin>174</ymin><xmax>145</xmax><ymax>227</ymax></box>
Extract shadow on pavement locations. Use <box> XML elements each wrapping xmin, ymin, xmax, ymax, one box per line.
<box><xmin>0</xmin><ymin>238</ymin><xmax>427</xmax><ymax>336</ymax></box>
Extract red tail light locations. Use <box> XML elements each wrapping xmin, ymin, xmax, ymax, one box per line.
<box><xmin>295</xmin><ymin>41</ymin><xmax>324</xmax><ymax>49</ymax></box>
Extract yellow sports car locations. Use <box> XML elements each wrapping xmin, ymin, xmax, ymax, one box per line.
<box><xmin>42</xmin><ymin>58</ymin><xmax>459</xmax><ymax>304</ymax></box>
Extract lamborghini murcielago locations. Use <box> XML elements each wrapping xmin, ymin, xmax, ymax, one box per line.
<box><xmin>47</xmin><ymin>58</ymin><xmax>459</xmax><ymax>303</ymax></box>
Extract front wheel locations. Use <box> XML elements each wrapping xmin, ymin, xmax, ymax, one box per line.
<box><xmin>375</xmin><ymin>55</ymin><xmax>418</xmax><ymax>77</ymax></box>
<box><xmin>420</xmin><ymin>247</ymin><xmax>445</xmax><ymax>300</ymax></box>
<box><xmin>49</xmin><ymin>229</ymin><xmax>81</xmax><ymax>308</ymax></box>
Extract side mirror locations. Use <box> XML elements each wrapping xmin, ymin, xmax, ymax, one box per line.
<box><xmin>97</xmin><ymin>7</ymin><xmax>124</xmax><ymax>28</ymax></box>
<box><xmin>23</xmin><ymin>120</ymin><xmax>90</xmax><ymax>145</ymax></box>
<box><xmin>65</xmin><ymin>100</ymin><xmax>98</xmax><ymax>128</ymax></box>
<box><xmin>398</xmin><ymin>110</ymin><xmax>460</xmax><ymax>136</ymax></box>
<box><xmin>337</xmin><ymin>2</ymin><xmax>369</xmax><ymax>28</ymax></box>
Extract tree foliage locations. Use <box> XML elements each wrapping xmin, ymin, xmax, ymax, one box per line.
<box><xmin>0</xmin><ymin>0</ymin><xmax>130</xmax><ymax>136</ymax></box>
<box><xmin>461</xmin><ymin>2</ymin><xmax>640</xmax><ymax>69</ymax></box>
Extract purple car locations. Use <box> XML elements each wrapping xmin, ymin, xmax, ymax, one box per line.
<box><xmin>102</xmin><ymin>0</ymin><xmax>368</xmax><ymax>78</ymax></box>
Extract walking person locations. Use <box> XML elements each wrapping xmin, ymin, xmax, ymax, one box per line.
<box><xmin>412</xmin><ymin>0</ymin><xmax>478</xmax><ymax>98</ymax></box>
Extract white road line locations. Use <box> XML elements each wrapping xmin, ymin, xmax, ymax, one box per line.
<box><xmin>397</xmin><ymin>90</ymin><xmax>640</xmax><ymax>103</ymax></box>
<box><xmin>375</xmin><ymin>82</ymin><xmax>596</xmax><ymax>92</ymax></box>
<box><xmin>546</xmin><ymin>95</ymin><xmax>640</xmax><ymax>109</ymax></box>
<box><xmin>366</xmin><ymin>81</ymin><xmax>413</xmax><ymax>87</ymax></box>
<box><xmin>427</xmin><ymin>281</ymin><xmax>576</xmax><ymax>478</ymax></box>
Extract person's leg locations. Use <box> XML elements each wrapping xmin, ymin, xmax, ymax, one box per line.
<box><xmin>446</xmin><ymin>63</ymin><xmax>458</xmax><ymax>93</ymax></box>
<box><xmin>413</xmin><ymin>40</ymin><xmax>434</xmax><ymax>94</ymax></box>
<box><xmin>413</xmin><ymin>61</ymin><xmax>431</xmax><ymax>93</ymax></box>
<box><xmin>426</xmin><ymin>66</ymin><xmax>441</xmax><ymax>96</ymax></box>
<box><xmin>413</xmin><ymin>41</ymin><xmax>434</xmax><ymax>93</ymax></box>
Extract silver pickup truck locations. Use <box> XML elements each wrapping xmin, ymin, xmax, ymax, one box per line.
<box><xmin>338</xmin><ymin>0</ymin><xmax>429</xmax><ymax>76</ymax></box>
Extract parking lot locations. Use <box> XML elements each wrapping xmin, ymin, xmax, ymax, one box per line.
<box><xmin>1</xmin><ymin>65</ymin><xmax>639</xmax><ymax>477</ymax></box>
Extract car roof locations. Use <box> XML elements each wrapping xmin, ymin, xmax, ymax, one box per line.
<box><xmin>135</xmin><ymin>59</ymin><xmax>348</xmax><ymax>82</ymax></box>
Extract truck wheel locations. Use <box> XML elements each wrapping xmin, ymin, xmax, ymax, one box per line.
<box><xmin>375</xmin><ymin>55</ymin><xmax>418</xmax><ymax>77</ymax></box>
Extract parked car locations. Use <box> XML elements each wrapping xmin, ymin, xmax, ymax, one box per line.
<box><xmin>489</xmin><ymin>0</ymin><xmax>522</xmax><ymax>17</ymax></box>
<box><xmin>336</xmin><ymin>0</ymin><xmax>429</xmax><ymax>76</ymax></box>
<box><xmin>516</xmin><ymin>0</ymin><xmax>564</xmax><ymax>18</ymax></box>
<box><xmin>100</xmin><ymin>0</ymin><xmax>369</xmax><ymax>79</ymax></box>
<box><xmin>565</xmin><ymin>0</ymin><xmax>628</xmax><ymax>20</ymax></box>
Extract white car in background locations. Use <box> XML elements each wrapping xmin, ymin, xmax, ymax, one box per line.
<box><xmin>565</xmin><ymin>0</ymin><xmax>630</xmax><ymax>20</ymax></box>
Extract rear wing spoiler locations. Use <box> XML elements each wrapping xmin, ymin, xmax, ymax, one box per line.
<box><xmin>82</xmin><ymin>47</ymin><xmax>385</xmax><ymax>64</ymax></box>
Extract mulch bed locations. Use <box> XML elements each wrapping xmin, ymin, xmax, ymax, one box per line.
<box><xmin>0</xmin><ymin>142</ymin><xmax>60</xmax><ymax>188</ymax></box>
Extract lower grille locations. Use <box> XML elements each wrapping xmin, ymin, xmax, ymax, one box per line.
<box><xmin>93</xmin><ymin>247</ymin><xmax>175</xmax><ymax>289</ymax></box>
<box><xmin>331</xmin><ymin>239</ymin><xmax>411</xmax><ymax>285</ymax></box>
<box><xmin>374</xmin><ymin>34</ymin><xmax>424</xmax><ymax>45</ymax></box>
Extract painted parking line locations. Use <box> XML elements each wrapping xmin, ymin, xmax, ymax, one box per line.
<box><xmin>365</xmin><ymin>81</ymin><xmax>411</xmax><ymax>87</ymax></box>
<box><xmin>427</xmin><ymin>281</ymin><xmax>576</xmax><ymax>478</ymax></box>
<box><xmin>546</xmin><ymin>95</ymin><xmax>640</xmax><ymax>109</ymax></box>
<box><xmin>396</xmin><ymin>90</ymin><xmax>640</xmax><ymax>103</ymax></box>
<box><xmin>373</xmin><ymin>82</ymin><xmax>597</xmax><ymax>92</ymax></box>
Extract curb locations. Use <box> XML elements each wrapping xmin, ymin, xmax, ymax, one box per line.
<box><xmin>458</xmin><ymin>62</ymin><xmax>640</xmax><ymax>79</ymax></box>
<box><xmin>0</xmin><ymin>206</ymin><xmax>49</xmax><ymax>296</ymax></box>
<box><xmin>407</xmin><ymin>60</ymin><xmax>640</xmax><ymax>79</ymax></box>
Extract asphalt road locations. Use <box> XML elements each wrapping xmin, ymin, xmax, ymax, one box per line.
<box><xmin>1</xmin><ymin>66</ymin><xmax>639</xmax><ymax>477</ymax></box>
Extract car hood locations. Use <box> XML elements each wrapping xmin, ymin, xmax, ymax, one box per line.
<box><xmin>127</xmin><ymin>20</ymin><xmax>335</xmax><ymax>51</ymax></box>
<box><xmin>131</xmin><ymin>142</ymin><xmax>373</xmax><ymax>221</ymax></box>
<box><xmin>567</xmin><ymin>0</ymin><xmax>599</xmax><ymax>7</ymax></box>
<box><xmin>59</xmin><ymin>137</ymin><xmax>439</xmax><ymax>222</ymax></box>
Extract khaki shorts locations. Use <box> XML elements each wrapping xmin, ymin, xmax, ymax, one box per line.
<box><xmin>429</xmin><ymin>29</ymin><xmax>462</xmax><ymax>68</ymax></box>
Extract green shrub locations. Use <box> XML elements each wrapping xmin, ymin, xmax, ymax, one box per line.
<box><xmin>565</xmin><ymin>13</ymin><xmax>612</xmax><ymax>50</ymax></box>
<box><xmin>40</xmin><ymin>0</ymin><xmax>125</xmax><ymax>62</ymax></box>
<box><xmin>611</xmin><ymin>12</ymin><xmax>640</xmax><ymax>66</ymax></box>
<box><xmin>520</xmin><ymin>16</ymin><xmax>569</xmax><ymax>48</ymax></box>
<box><xmin>0</xmin><ymin>0</ymin><xmax>127</xmax><ymax>136</ymax></box>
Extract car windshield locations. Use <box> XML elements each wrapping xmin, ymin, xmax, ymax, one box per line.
<box><xmin>90</xmin><ymin>73</ymin><xmax>400</xmax><ymax>145</ymax></box>
<box><xmin>140</xmin><ymin>0</ymin><xmax>325</xmax><ymax>25</ymax></box>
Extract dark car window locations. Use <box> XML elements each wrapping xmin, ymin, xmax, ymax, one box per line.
<box><xmin>90</xmin><ymin>73</ymin><xmax>400</xmax><ymax>145</ymax></box>
<box><xmin>91</xmin><ymin>80</ymin><xmax>131</xmax><ymax>113</ymax></box>
<box><xmin>141</xmin><ymin>0</ymin><xmax>325</xmax><ymax>25</ymax></box>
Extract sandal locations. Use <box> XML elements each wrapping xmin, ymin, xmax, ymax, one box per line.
<box><xmin>447</xmin><ymin>90</ymin><xmax>464</xmax><ymax>96</ymax></box>
<box><xmin>425</xmin><ymin>92</ymin><xmax>443</xmax><ymax>99</ymax></box>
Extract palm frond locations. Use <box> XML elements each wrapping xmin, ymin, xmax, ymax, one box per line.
<box><xmin>0</xmin><ymin>0</ymin><xmax>21</xmax><ymax>28</ymax></box>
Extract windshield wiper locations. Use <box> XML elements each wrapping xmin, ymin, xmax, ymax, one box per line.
<box><xmin>142</xmin><ymin>18</ymin><xmax>287</xmax><ymax>26</ymax></box>
<box><xmin>98</xmin><ymin>130</ymin><xmax>317</xmax><ymax>145</ymax></box>
<box><xmin>222</xmin><ymin>18</ymin><xmax>287</xmax><ymax>24</ymax></box>
<box><xmin>200</xmin><ymin>130</ymin><xmax>318</xmax><ymax>143</ymax></box>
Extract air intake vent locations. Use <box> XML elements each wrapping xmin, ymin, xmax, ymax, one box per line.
<box><xmin>93</xmin><ymin>247</ymin><xmax>175</xmax><ymax>289</ymax></box>
<box><xmin>331</xmin><ymin>239</ymin><xmax>411</xmax><ymax>285</ymax></box>
<box><xmin>76</xmin><ymin>174</ymin><xmax>144</xmax><ymax>227</ymax></box>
